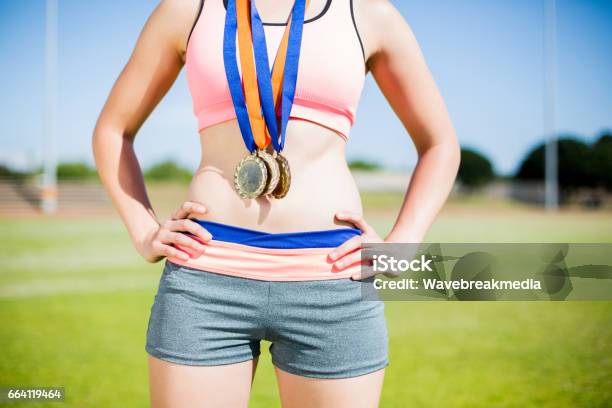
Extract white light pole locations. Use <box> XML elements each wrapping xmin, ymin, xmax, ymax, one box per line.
<box><xmin>544</xmin><ymin>0</ymin><xmax>558</xmax><ymax>210</ymax></box>
<box><xmin>42</xmin><ymin>0</ymin><xmax>58</xmax><ymax>214</ymax></box>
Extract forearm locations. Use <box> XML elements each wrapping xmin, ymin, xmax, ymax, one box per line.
<box><xmin>385</xmin><ymin>139</ymin><xmax>460</xmax><ymax>243</ymax></box>
<box><xmin>92</xmin><ymin>127</ymin><xmax>160</xmax><ymax>255</ymax></box>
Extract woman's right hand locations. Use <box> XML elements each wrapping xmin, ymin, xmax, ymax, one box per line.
<box><xmin>140</xmin><ymin>201</ymin><xmax>213</xmax><ymax>263</ymax></box>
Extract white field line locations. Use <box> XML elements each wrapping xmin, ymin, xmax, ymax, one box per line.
<box><xmin>0</xmin><ymin>253</ymin><xmax>143</xmax><ymax>272</ymax></box>
<box><xmin>0</xmin><ymin>275</ymin><xmax>159</xmax><ymax>299</ymax></box>
<box><xmin>0</xmin><ymin>260</ymin><xmax>143</xmax><ymax>274</ymax></box>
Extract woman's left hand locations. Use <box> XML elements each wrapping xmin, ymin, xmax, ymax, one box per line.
<box><xmin>329</xmin><ymin>211</ymin><xmax>383</xmax><ymax>280</ymax></box>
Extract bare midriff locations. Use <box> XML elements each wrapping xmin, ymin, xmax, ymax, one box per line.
<box><xmin>186</xmin><ymin>119</ymin><xmax>362</xmax><ymax>233</ymax></box>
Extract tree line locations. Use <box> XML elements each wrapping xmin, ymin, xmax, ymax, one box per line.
<box><xmin>0</xmin><ymin>160</ymin><xmax>192</xmax><ymax>182</ymax></box>
<box><xmin>1</xmin><ymin>130</ymin><xmax>609</xmax><ymax>194</ymax></box>
<box><xmin>0</xmin><ymin>158</ymin><xmax>382</xmax><ymax>181</ymax></box>
<box><xmin>458</xmin><ymin>131</ymin><xmax>611</xmax><ymax>193</ymax></box>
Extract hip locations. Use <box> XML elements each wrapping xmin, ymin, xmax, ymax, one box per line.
<box><xmin>169</xmin><ymin>219</ymin><xmax>363</xmax><ymax>281</ymax></box>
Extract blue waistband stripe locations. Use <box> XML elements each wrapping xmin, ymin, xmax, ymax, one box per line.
<box><xmin>191</xmin><ymin>219</ymin><xmax>361</xmax><ymax>249</ymax></box>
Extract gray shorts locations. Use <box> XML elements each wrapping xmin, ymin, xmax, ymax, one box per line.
<box><xmin>146</xmin><ymin>260</ymin><xmax>389</xmax><ymax>379</ymax></box>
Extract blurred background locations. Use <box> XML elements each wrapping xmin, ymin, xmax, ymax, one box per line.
<box><xmin>1</xmin><ymin>0</ymin><xmax>611</xmax><ymax>407</ymax></box>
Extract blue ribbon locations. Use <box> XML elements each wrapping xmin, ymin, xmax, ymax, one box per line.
<box><xmin>250</xmin><ymin>0</ymin><xmax>306</xmax><ymax>152</ymax></box>
<box><xmin>223</xmin><ymin>0</ymin><xmax>307</xmax><ymax>153</ymax></box>
<box><xmin>223</xmin><ymin>0</ymin><xmax>257</xmax><ymax>152</ymax></box>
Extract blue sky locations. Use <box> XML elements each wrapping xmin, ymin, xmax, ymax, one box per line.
<box><xmin>0</xmin><ymin>0</ymin><xmax>610</xmax><ymax>175</ymax></box>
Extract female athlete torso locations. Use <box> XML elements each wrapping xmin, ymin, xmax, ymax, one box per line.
<box><xmin>186</xmin><ymin>0</ymin><xmax>364</xmax><ymax>231</ymax></box>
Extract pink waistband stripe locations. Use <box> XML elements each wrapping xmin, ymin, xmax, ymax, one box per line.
<box><xmin>168</xmin><ymin>239</ymin><xmax>359</xmax><ymax>282</ymax></box>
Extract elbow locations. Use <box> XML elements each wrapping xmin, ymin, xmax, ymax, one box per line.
<box><xmin>446</xmin><ymin>139</ymin><xmax>461</xmax><ymax>182</ymax></box>
<box><xmin>91</xmin><ymin>122</ymin><xmax>109</xmax><ymax>168</ymax></box>
<box><xmin>417</xmin><ymin>129</ymin><xmax>461</xmax><ymax>173</ymax></box>
<box><xmin>436</xmin><ymin>127</ymin><xmax>460</xmax><ymax>174</ymax></box>
<box><xmin>91</xmin><ymin>119</ymin><xmax>129</xmax><ymax>165</ymax></box>
<box><xmin>91</xmin><ymin>125</ymin><xmax>102</xmax><ymax>165</ymax></box>
<box><xmin>91</xmin><ymin>124</ymin><xmax>101</xmax><ymax>158</ymax></box>
<box><xmin>448</xmin><ymin>134</ymin><xmax>461</xmax><ymax>175</ymax></box>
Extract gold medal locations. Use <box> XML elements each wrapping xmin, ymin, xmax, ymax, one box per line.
<box><xmin>229</xmin><ymin>0</ymin><xmax>306</xmax><ymax>200</ymax></box>
<box><xmin>234</xmin><ymin>152</ymin><xmax>268</xmax><ymax>199</ymax></box>
<box><xmin>258</xmin><ymin>150</ymin><xmax>280</xmax><ymax>196</ymax></box>
<box><xmin>272</xmin><ymin>153</ymin><xmax>291</xmax><ymax>199</ymax></box>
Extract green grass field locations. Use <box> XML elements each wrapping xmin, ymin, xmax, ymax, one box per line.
<box><xmin>1</xmin><ymin>194</ymin><xmax>611</xmax><ymax>407</ymax></box>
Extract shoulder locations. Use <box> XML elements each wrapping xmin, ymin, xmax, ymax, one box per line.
<box><xmin>352</xmin><ymin>0</ymin><xmax>406</xmax><ymax>28</ymax></box>
<box><xmin>351</xmin><ymin>0</ymin><xmax>416</xmax><ymax>62</ymax></box>
<box><xmin>148</xmin><ymin>0</ymin><xmax>203</xmax><ymax>58</ymax></box>
<box><xmin>156</xmin><ymin>0</ymin><xmax>201</xmax><ymax>15</ymax></box>
<box><xmin>351</xmin><ymin>0</ymin><xmax>416</xmax><ymax>61</ymax></box>
<box><xmin>354</xmin><ymin>0</ymin><xmax>397</xmax><ymax>16</ymax></box>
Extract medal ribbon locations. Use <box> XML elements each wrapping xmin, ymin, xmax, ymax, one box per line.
<box><xmin>224</xmin><ymin>0</ymin><xmax>307</xmax><ymax>153</ymax></box>
<box><xmin>250</xmin><ymin>0</ymin><xmax>307</xmax><ymax>152</ymax></box>
<box><xmin>236</xmin><ymin>0</ymin><xmax>269</xmax><ymax>150</ymax></box>
<box><xmin>223</xmin><ymin>0</ymin><xmax>258</xmax><ymax>152</ymax></box>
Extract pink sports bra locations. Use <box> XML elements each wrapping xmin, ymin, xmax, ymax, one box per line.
<box><xmin>185</xmin><ymin>0</ymin><xmax>366</xmax><ymax>140</ymax></box>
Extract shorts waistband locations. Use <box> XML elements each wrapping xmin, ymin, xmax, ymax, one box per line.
<box><xmin>190</xmin><ymin>219</ymin><xmax>361</xmax><ymax>249</ymax></box>
<box><xmin>167</xmin><ymin>220</ymin><xmax>362</xmax><ymax>281</ymax></box>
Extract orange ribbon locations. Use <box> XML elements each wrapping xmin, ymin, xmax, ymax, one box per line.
<box><xmin>236</xmin><ymin>0</ymin><xmax>309</xmax><ymax>149</ymax></box>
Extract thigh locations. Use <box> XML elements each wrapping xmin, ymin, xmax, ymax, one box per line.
<box><xmin>268</xmin><ymin>278</ymin><xmax>388</xmax><ymax>379</ymax></box>
<box><xmin>146</xmin><ymin>261</ymin><xmax>267</xmax><ymax>366</ymax></box>
<box><xmin>148</xmin><ymin>355</ymin><xmax>258</xmax><ymax>408</ymax></box>
<box><xmin>275</xmin><ymin>366</ymin><xmax>385</xmax><ymax>408</ymax></box>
